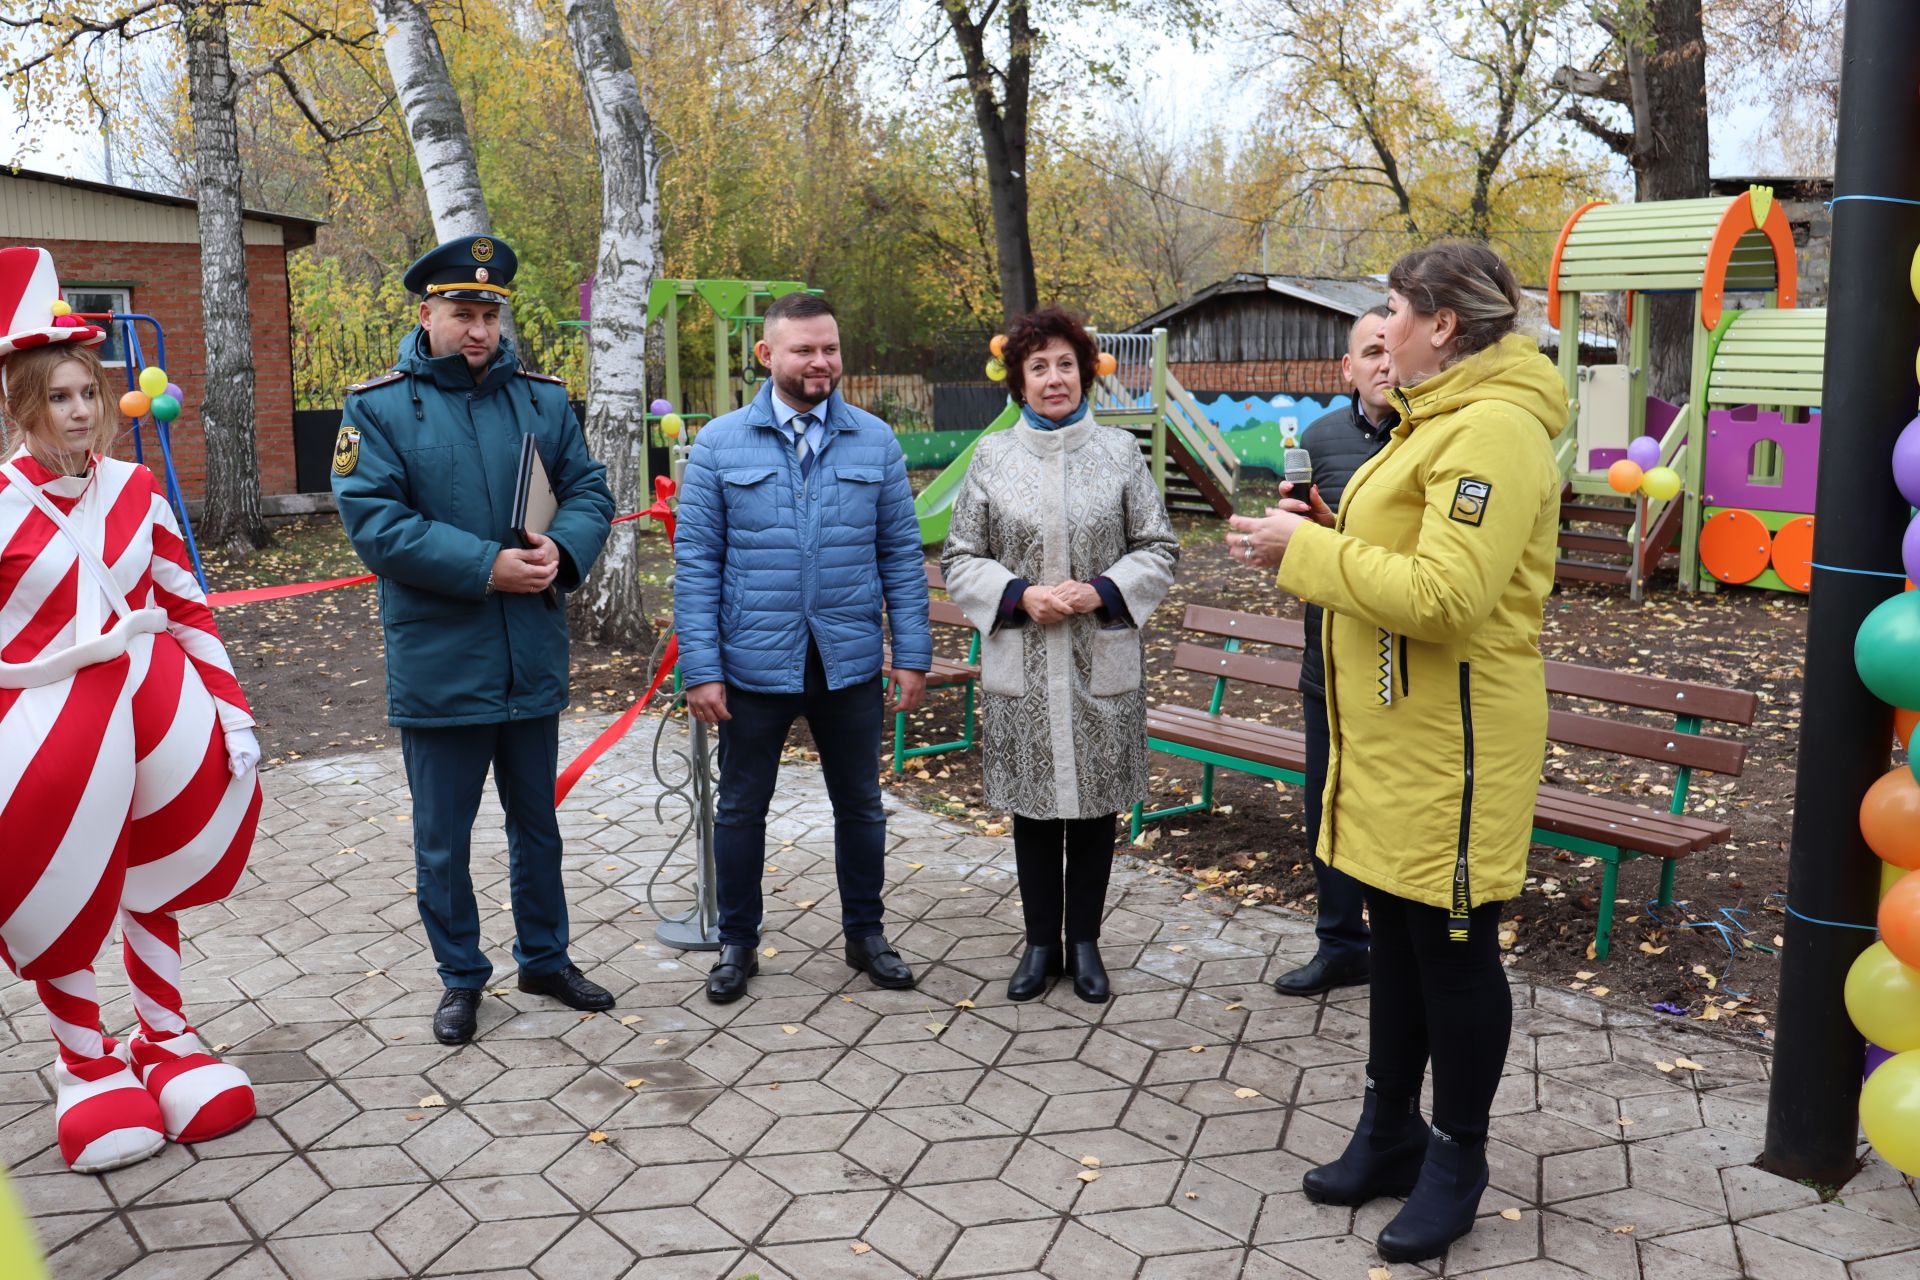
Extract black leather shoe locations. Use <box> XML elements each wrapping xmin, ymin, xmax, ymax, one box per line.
<box><xmin>1375</xmin><ymin>1126</ymin><xmax>1490</xmax><ymax>1263</ymax></box>
<box><xmin>845</xmin><ymin>935</ymin><xmax>915</xmax><ymax>990</ymax></box>
<box><xmin>1303</xmin><ymin>1087</ymin><xmax>1430</xmax><ymax>1205</ymax></box>
<box><xmin>1273</xmin><ymin>952</ymin><xmax>1370</xmax><ymax>997</ymax></box>
<box><xmin>706</xmin><ymin>945</ymin><xmax>759</xmax><ymax>1004</ymax></box>
<box><xmin>433</xmin><ymin>988</ymin><xmax>482</xmax><ymax>1045</ymax></box>
<box><xmin>1007</xmin><ymin>944</ymin><xmax>1062</xmax><ymax>1002</ymax></box>
<box><xmin>517</xmin><ymin>964</ymin><xmax>614</xmax><ymax>1011</ymax></box>
<box><xmin>1063</xmin><ymin>941</ymin><xmax>1109</xmax><ymax>1003</ymax></box>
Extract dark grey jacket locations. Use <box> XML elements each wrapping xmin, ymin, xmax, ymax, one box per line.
<box><xmin>1297</xmin><ymin>398</ymin><xmax>1397</xmax><ymax>700</ymax></box>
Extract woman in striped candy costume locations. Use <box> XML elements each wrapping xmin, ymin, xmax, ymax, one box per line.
<box><xmin>0</xmin><ymin>246</ymin><xmax>261</xmax><ymax>1174</ymax></box>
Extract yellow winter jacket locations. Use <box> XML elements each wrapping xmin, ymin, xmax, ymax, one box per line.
<box><xmin>1275</xmin><ymin>334</ymin><xmax>1567</xmax><ymax>917</ymax></box>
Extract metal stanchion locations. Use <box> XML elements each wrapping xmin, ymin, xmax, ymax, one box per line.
<box><xmin>645</xmin><ymin>693</ymin><xmax>722</xmax><ymax>951</ymax></box>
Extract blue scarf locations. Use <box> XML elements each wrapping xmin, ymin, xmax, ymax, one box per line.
<box><xmin>1020</xmin><ymin>399</ymin><xmax>1090</xmax><ymax>432</ymax></box>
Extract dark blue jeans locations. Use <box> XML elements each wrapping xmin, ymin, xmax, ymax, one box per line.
<box><xmin>401</xmin><ymin>715</ymin><xmax>570</xmax><ymax>989</ymax></box>
<box><xmin>1304</xmin><ymin>691</ymin><xmax>1370</xmax><ymax>964</ymax></box>
<box><xmin>713</xmin><ymin>645</ymin><xmax>888</xmax><ymax>947</ymax></box>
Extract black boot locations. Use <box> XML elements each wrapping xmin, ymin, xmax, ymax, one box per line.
<box><xmin>1007</xmin><ymin>944</ymin><xmax>1062</xmax><ymax>1002</ymax></box>
<box><xmin>1302</xmin><ymin>1087</ymin><xmax>1429</xmax><ymax>1206</ymax></box>
<box><xmin>1375</xmin><ymin>1126</ymin><xmax>1490</xmax><ymax>1263</ymax></box>
<box><xmin>1063</xmin><ymin>941</ymin><xmax>1109</xmax><ymax>1003</ymax></box>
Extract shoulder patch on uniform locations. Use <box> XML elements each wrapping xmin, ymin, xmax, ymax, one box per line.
<box><xmin>332</xmin><ymin>423</ymin><xmax>361</xmax><ymax>476</ymax></box>
<box><xmin>517</xmin><ymin>370</ymin><xmax>567</xmax><ymax>385</ymax></box>
<box><xmin>1449</xmin><ymin>478</ymin><xmax>1491</xmax><ymax>526</ymax></box>
<box><xmin>347</xmin><ymin>371</ymin><xmax>405</xmax><ymax>394</ymax></box>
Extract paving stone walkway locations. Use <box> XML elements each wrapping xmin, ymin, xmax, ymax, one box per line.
<box><xmin>3</xmin><ymin>714</ymin><xmax>1917</xmax><ymax>1279</ymax></box>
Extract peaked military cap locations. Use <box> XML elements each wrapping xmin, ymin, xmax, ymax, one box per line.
<box><xmin>403</xmin><ymin>235</ymin><xmax>517</xmax><ymax>303</ymax></box>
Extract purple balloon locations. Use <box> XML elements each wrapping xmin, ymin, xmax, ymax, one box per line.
<box><xmin>648</xmin><ymin>398</ymin><xmax>672</xmax><ymax>417</ymax></box>
<box><xmin>1626</xmin><ymin>435</ymin><xmax>1662</xmax><ymax>470</ymax></box>
<box><xmin>164</xmin><ymin>382</ymin><xmax>182</xmax><ymax>402</ymax></box>
<box><xmin>1905</xmin><ymin>514</ymin><xmax>1920</xmax><ymax>588</ymax></box>
<box><xmin>1867</xmin><ymin>1042</ymin><xmax>1896</xmax><ymax>1081</ymax></box>
<box><xmin>1895</xmin><ymin>416</ymin><xmax>1920</xmax><ymax>508</ymax></box>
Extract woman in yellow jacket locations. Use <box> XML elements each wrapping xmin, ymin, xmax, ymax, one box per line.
<box><xmin>1230</xmin><ymin>241</ymin><xmax>1566</xmax><ymax>1265</ymax></box>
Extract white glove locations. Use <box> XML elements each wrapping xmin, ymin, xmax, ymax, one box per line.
<box><xmin>225</xmin><ymin>727</ymin><xmax>261</xmax><ymax>778</ymax></box>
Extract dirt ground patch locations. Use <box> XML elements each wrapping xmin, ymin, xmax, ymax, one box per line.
<box><xmin>204</xmin><ymin>475</ymin><xmax>1808</xmax><ymax>1037</ymax></box>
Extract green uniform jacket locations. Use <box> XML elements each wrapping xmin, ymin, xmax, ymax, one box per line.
<box><xmin>1275</xmin><ymin>334</ymin><xmax>1568</xmax><ymax>914</ymax></box>
<box><xmin>332</xmin><ymin>329</ymin><xmax>615</xmax><ymax>727</ymax></box>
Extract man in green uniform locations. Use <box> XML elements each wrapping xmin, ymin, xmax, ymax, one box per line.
<box><xmin>332</xmin><ymin>236</ymin><xmax>616</xmax><ymax>1044</ymax></box>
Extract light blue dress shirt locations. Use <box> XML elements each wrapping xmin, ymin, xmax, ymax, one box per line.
<box><xmin>771</xmin><ymin>391</ymin><xmax>828</xmax><ymax>458</ymax></box>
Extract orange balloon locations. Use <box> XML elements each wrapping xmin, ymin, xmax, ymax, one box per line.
<box><xmin>1862</xmin><ymin>767</ymin><xmax>1920</xmax><ymax>870</ymax></box>
<box><xmin>1607</xmin><ymin>459</ymin><xmax>1644</xmax><ymax>494</ymax></box>
<box><xmin>1897</xmin><ymin>707</ymin><xmax>1919</xmax><ymax>751</ymax></box>
<box><xmin>988</xmin><ymin>334</ymin><xmax>1007</xmax><ymax>358</ymax></box>
<box><xmin>119</xmin><ymin>390</ymin><xmax>150</xmax><ymax>418</ymax></box>
<box><xmin>1095</xmin><ymin>351</ymin><xmax>1118</xmax><ymax>378</ymax></box>
<box><xmin>1881</xmin><ymin>871</ymin><xmax>1920</xmax><ymax>969</ymax></box>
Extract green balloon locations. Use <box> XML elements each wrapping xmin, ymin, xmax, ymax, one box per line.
<box><xmin>1858</xmin><ymin>593</ymin><xmax>1920</xmax><ymax>709</ymax></box>
<box><xmin>148</xmin><ymin>393</ymin><xmax>181</xmax><ymax>423</ymax></box>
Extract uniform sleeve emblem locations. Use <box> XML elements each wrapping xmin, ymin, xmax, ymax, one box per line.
<box><xmin>1449</xmin><ymin>478</ymin><xmax>1490</xmax><ymax>526</ymax></box>
<box><xmin>333</xmin><ymin>424</ymin><xmax>362</xmax><ymax>476</ymax></box>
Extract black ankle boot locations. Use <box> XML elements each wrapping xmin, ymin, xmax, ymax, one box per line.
<box><xmin>1375</xmin><ymin>1126</ymin><xmax>1490</xmax><ymax>1263</ymax></box>
<box><xmin>1302</xmin><ymin>1087</ymin><xmax>1429</xmax><ymax>1206</ymax></box>
<box><xmin>1007</xmin><ymin>944</ymin><xmax>1062</xmax><ymax>1002</ymax></box>
<box><xmin>1063</xmin><ymin>941</ymin><xmax>1108</xmax><ymax>1003</ymax></box>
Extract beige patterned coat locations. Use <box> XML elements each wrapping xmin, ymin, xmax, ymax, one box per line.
<box><xmin>941</xmin><ymin>416</ymin><xmax>1179</xmax><ymax>819</ymax></box>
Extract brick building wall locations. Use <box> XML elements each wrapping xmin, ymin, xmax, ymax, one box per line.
<box><xmin>1171</xmin><ymin>358</ymin><xmax>1345</xmax><ymax>396</ymax></box>
<box><xmin>0</xmin><ymin>236</ymin><xmax>300</xmax><ymax>500</ymax></box>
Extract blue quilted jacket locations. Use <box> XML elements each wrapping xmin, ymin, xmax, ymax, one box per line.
<box><xmin>674</xmin><ymin>382</ymin><xmax>932</xmax><ymax>693</ymax></box>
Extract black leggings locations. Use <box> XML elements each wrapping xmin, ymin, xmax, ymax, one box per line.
<box><xmin>1012</xmin><ymin>814</ymin><xmax>1116</xmax><ymax>945</ymax></box>
<box><xmin>1363</xmin><ymin>885</ymin><xmax>1511</xmax><ymax>1144</ymax></box>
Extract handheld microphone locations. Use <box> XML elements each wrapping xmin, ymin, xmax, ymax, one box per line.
<box><xmin>1283</xmin><ymin>447</ymin><xmax>1313</xmax><ymax>491</ymax></box>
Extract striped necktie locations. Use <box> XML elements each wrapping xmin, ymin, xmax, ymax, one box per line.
<box><xmin>795</xmin><ymin>413</ymin><xmax>817</xmax><ymax>480</ymax></box>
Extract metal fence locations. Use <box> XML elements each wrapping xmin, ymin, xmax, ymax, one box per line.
<box><xmin>293</xmin><ymin>321</ymin><xmax>586</xmax><ymax>409</ymax></box>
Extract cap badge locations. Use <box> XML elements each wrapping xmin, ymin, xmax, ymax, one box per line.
<box><xmin>475</xmin><ymin>267</ymin><xmax>490</xmax><ymax>283</ymax></box>
<box><xmin>471</xmin><ymin>237</ymin><xmax>494</xmax><ymax>263</ymax></box>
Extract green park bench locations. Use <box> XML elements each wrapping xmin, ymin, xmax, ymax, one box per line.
<box><xmin>890</xmin><ymin>563</ymin><xmax>979</xmax><ymax>773</ymax></box>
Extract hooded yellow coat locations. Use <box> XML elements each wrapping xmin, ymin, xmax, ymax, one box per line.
<box><xmin>1275</xmin><ymin>334</ymin><xmax>1568</xmax><ymax>919</ymax></box>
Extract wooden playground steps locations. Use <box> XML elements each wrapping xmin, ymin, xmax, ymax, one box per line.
<box><xmin>1117</xmin><ymin>423</ymin><xmax>1235</xmax><ymax>518</ymax></box>
<box><xmin>1556</xmin><ymin>490</ymin><xmax>1683</xmax><ymax>587</ymax></box>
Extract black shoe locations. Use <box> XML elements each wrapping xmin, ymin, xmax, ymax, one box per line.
<box><xmin>1303</xmin><ymin>1086</ymin><xmax>1430</xmax><ymax>1205</ymax></box>
<box><xmin>1063</xmin><ymin>941</ymin><xmax>1109</xmax><ymax>1004</ymax></box>
<box><xmin>845</xmin><ymin>935</ymin><xmax>915</xmax><ymax>990</ymax></box>
<box><xmin>706</xmin><ymin>945</ymin><xmax>759</xmax><ymax>1004</ymax></box>
<box><xmin>1007</xmin><ymin>944</ymin><xmax>1063</xmax><ymax>1002</ymax></box>
<box><xmin>517</xmin><ymin>964</ymin><xmax>615</xmax><ymax>1011</ymax></box>
<box><xmin>433</xmin><ymin>988</ymin><xmax>482</xmax><ymax>1045</ymax></box>
<box><xmin>1375</xmin><ymin>1126</ymin><xmax>1491</xmax><ymax>1263</ymax></box>
<box><xmin>1273</xmin><ymin>952</ymin><xmax>1370</xmax><ymax>997</ymax></box>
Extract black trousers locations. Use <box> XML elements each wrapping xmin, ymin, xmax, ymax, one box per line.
<box><xmin>1362</xmin><ymin>885</ymin><xmax>1511</xmax><ymax>1144</ymax></box>
<box><xmin>1012</xmin><ymin>813</ymin><xmax>1116</xmax><ymax>945</ymax></box>
<box><xmin>1303</xmin><ymin>692</ymin><xmax>1369</xmax><ymax>963</ymax></box>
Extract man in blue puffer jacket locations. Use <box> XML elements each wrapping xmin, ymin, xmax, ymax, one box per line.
<box><xmin>675</xmin><ymin>292</ymin><xmax>932</xmax><ymax>1003</ymax></box>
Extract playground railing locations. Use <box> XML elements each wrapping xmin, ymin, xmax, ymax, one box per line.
<box><xmin>1162</xmin><ymin>371</ymin><xmax>1239</xmax><ymax>498</ymax></box>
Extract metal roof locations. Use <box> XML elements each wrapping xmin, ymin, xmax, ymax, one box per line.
<box><xmin>0</xmin><ymin>165</ymin><xmax>324</xmax><ymax>250</ymax></box>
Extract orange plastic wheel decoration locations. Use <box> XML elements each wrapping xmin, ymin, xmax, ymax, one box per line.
<box><xmin>1770</xmin><ymin>516</ymin><xmax>1816</xmax><ymax>593</ymax></box>
<box><xmin>1698</xmin><ymin>508</ymin><xmax>1771</xmax><ymax>584</ymax></box>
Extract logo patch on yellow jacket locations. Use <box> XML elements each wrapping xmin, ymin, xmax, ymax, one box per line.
<box><xmin>333</xmin><ymin>425</ymin><xmax>361</xmax><ymax>476</ymax></box>
<box><xmin>1449</xmin><ymin>479</ymin><xmax>1491</xmax><ymax>526</ymax></box>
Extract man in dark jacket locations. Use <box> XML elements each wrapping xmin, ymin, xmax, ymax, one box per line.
<box><xmin>333</xmin><ymin>236</ymin><xmax>616</xmax><ymax>1044</ymax></box>
<box><xmin>1273</xmin><ymin>305</ymin><xmax>1397</xmax><ymax>996</ymax></box>
<box><xmin>675</xmin><ymin>291</ymin><xmax>932</xmax><ymax>1004</ymax></box>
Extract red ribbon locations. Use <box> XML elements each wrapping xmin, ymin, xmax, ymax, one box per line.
<box><xmin>554</xmin><ymin>635</ymin><xmax>679</xmax><ymax>806</ymax></box>
<box><xmin>206</xmin><ymin>574</ymin><xmax>376</xmax><ymax>608</ymax></box>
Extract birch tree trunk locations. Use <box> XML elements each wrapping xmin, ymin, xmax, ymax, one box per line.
<box><xmin>181</xmin><ymin>0</ymin><xmax>268</xmax><ymax>551</ymax></box>
<box><xmin>370</xmin><ymin>0</ymin><xmax>491</xmax><ymax>238</ymax></box>
<box><xmin>561</xmin><ymin>0</ymin><xmax>660</xmax><ymax>645</ymax></box>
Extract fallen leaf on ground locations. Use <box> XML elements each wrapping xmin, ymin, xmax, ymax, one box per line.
<box><xmin>587</xmin><ymin>1131</ymin><xmax>609</xmax><ymax>1143</ymax></box>
<box><xmin>761</xmin><ymin>947</ymin><xmax>779</xmax><ymax>958</ymax></box>
<box><xmin>1655</xmin><ymin>1061</ymin><xmax>1676</xmax><ymax>1073</ymax></box>
<box><xmin>620</xmin><ymin>1015</ymin><xmax>641</xmax><ymax>1026</ymax></box>
<box><xmin>363</xmin><ymin>969</ymin><xmax>386</xmax><ymax>978</ymax></box>
<box><xmin>1639</xmin><ymin>942</ymin><xmax>1668</xmax><ymax>955</ymax></box>
<box><xmin>1225</xmin><ymin>1003</ymin><xmax>1243</xmax><ymax>1011</ymax></box>
<box><xmin>404</xmin><ymin>1112</ymin><xmax>424</xmax><ymax>1122</ymax></box>
<box><xmin>1575</xmin><ymin>970</ymin><xmax>1596</xmax><ymax>981</ymax></box>
<box><xmin>1189</xmin><ymin>1045</ymin><xmax>1206</xmax><ymax>1053</ymax></box>
<box><xmin>1077</xmin><ymin>1170</ymin><xmax>1101</xmax><ymax>1183</ymax></box>
<box><xmin>796</xmin><ymin>900</ymin><xmax>817</xmax><ymax>909</ymax></box>
<box><xmin>782</xmin><ymin>1025</ymin><xmax>800</xmax><ymax>1035</ymax></box>
<box><xmin>851</xmin><ymin>1242</ymin><xmax>872</xmax><ymax>1254</ymax></box>
<box><xmin>927</xmin><ymin>1022</ymin><xmax>947</xmax><ymax>1035</ymax></box>
<box><xmin>1616</xmin><ymin>1117</ymin><xmax>1635</xmax><ymax>1127</ymax></box>
<box><xmin>624</xmin><ymin>1078</ymin><xmax>646</xmax><ymax>1089</ymax></box>
<box><xmin>1168</xmin><ymin>945</ymin><xmax>1188</xmax><ymax>954</ymax></box>
<box><xmin>1613</xmin><ymin>1224</ymin><xmax>1636</xmax><ymax>1234</ymax></box>
<box><xmin>654</xmin><ymin>1038</ymin><xmax>669</xmax><ymax>1045</ymax></box>
<box><xmin>1590</xmin><ymin>986</ymin><xmax>1610</xmax><ymax>997</ymax></box>
<box><xmin>955</xmin><ymin>999</ymin><xmax>976</xmax><ymax>1009</ymax></box>
<box><xmin>1233</xmin><ymin>1088</ymin><xmax>1261</xmax><ymax>1100</ymax></box>
<box><xmin>1674</xmin><ymin>1057</ymin><xmax>1705</xmax><ymax>1071</ymax></box>
<box><xmin>906</xmin><ymin>862</ymin><xmax>925</xmax><ymax>870</ymax></box>
<box><xmin>1080</xmin><ymin>1155</ymin><xmax>1101</xmax><ymax>1167</ymax></box>
<box><xmin>578</xmin><ymin>1013</ymin><xmax>597</xmax><ymax>1022</ymax></box>
<box><xmin>1369</xmin><ymin>1267</ymin><xmax>1392</xmax><ymax>1280</ymax></box>
<box><xmin>418</xmin><ymin>1094</ymin><xmax>446</xmax><ymax>1108</ymax></box>
<box><xmin>1499</xmin><ymin>1208</ymin><xmax>1522</xmax><ymax>1221</ymax></box>
<box><xmin>1185</xmin><ymin>1191</ymin><xmax>1199</xmax><ymax>1200</ymax></box>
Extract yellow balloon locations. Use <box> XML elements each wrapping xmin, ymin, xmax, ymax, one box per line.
<box><xmin>985</xmin><ymin>357</ymin><xmax>1007</xmax><ymax>382</ymax></box>
<box><xmin>660</xmin><ymin>413</ymin><xmax>683</xmax><ymax>438</ymax></box>
<box><xmin>1887</xmin><ymin>862</ymin><xmax>1910</xmax><ymax>902</ymax></box>
<box><xmin>1846</xmin><ymin>942</ymin><xmax>1920</xmax><ymax>1052</ymax></box>
<box><xmin>48</xmin><ymin>300</ymin><xmax>70</xmax><ymax>318</ymax></box>
<box><xmin>1861</xmin><ymin>1049</ymin><xmax>1920</xmax><ymax>1176</ymax></box>
<box><xmin>137</xmin><ymin>367</ymin><xmax>167</xmax><ymax>398</ymax></box>
<box><xmin>1911</xmin><ymin>245</ymin><xmax>1920</xmax><ymax>307</ymax></box>
<box><xmin>1641</xmin><ymin>466</ymin><xmax>1682</xmax><ymax>501</ymax></box>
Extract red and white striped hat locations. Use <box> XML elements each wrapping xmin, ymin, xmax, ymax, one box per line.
<box><xmin>0</xmin><ymin>246</ymin><xmax>106</xmax><ymax>359</ymax></box>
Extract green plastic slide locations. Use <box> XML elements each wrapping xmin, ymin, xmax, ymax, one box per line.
<box><xmin>914</xmin><ymin>398</ymin><xmax>1019</xmax><ymax>546</ymax></box>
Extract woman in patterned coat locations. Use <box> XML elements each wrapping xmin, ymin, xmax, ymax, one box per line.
<box><xmin>943</xmin><ymin>306</ymin><xmax>1178</xmax><ymax>1003</ymax></box>
<box><xmin>0</xmin><ymin>247</ymin><xmax>260</xmax><ymax>1174</ymax></box>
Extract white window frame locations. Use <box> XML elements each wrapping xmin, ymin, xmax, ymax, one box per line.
<box><xmin>61</xmin><ymin>288</ymin><xmax>132</xmax><ymax>367</ymax></box>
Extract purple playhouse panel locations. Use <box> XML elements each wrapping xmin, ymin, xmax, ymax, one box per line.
<box><xmin>1702</xmin><ymin>406</ymin><xmax>1821</xmax><ymax>512</ymax></box>
<box><xmin>1587</xmin><ymin>396</ymin><xmax>1680</xmax><ymax>472</ymax></box>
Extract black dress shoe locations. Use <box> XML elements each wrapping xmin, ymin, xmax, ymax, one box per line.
<box><xmin>1303</xmin><ymin>1087</ymin><xmax>1430</xmax><ymax>1205</ymax></box>
<box><xmin>1063</xmin><ymin>941</ymin><xmax>1109</xmax><ymax>1003</ymax></box>
<box><xmin>706</xmin><ymin>944</ymin><xmax>759</xmax><ymax>1004</ymax></box>
<box><xmin>845</xmin><ymin>935</ymin><xmax>915</xmax><ymax>989</ymax></box>
<box><xmin>1273</xmin><ymin>952</ymin><xmax>1370</xmax><ymax>997</ymax></box>
<box><xmin>1007</xmin><ymin>944</ymin><xmax>1062</xmax><ymax>1002</ymax></box>
<box><xmin>1375</xmin><ymin>1127</ymin><xmax>1490</xmax><ymax>1263</ymax></box>
<box><xmin>518</xmin><ymin>964</ymin><xmax>615</xmax><ymax>1011</ymax></box>
<box><xmin>433</xmin><ymin>988</ymin><xmax>482</xmax><ymax>1045</ymax></box>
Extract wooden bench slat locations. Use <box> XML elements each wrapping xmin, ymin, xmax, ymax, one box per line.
<box><xmin>1531</xmin><ymin>789</ymin><xmax>1729</xmax><ymax>850</ymax></box>
<box><xmin>1148</xmin><ymin>710</ymin><xmax>1307</xmax><ymax>771</ymax></box>
<box><xmin>1548</xmin><ymin>709</ymin><xmax>1747</xmax><ymax>776</ymax></box>
<box><xmin>1170</xmin><ymin>642</ymin><xmax>1303</xmax><ymax>691</ymax></box>
<box><xmin>928</xmin><ymin>599</ymin><xmax>970</xmax><ymax>629</ymax></box>
<box><xmin>1545</xmin><ymin>660</ymin><xmax>1757</xmax><ymax>726</ymax></box>
<box><xmin>1181</xmin><ymin>603</ymin><xmax>1306</xmax><ymax>650</ymax></box>
<box><xmin>925</xmin><ymin>561</ymin><xmax>948</xmax><ymax>590</ymax></box>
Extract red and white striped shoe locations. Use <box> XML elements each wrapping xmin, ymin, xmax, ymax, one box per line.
<box><xmin>53</xmin><ymin>1044</ymin><xmax>167</xmax><ymax>1174</ymax></box>
<box><xmin>122</xmin><ymin>1029</ymin><xmax>254</xmax><ymax>1144</ymax></box>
